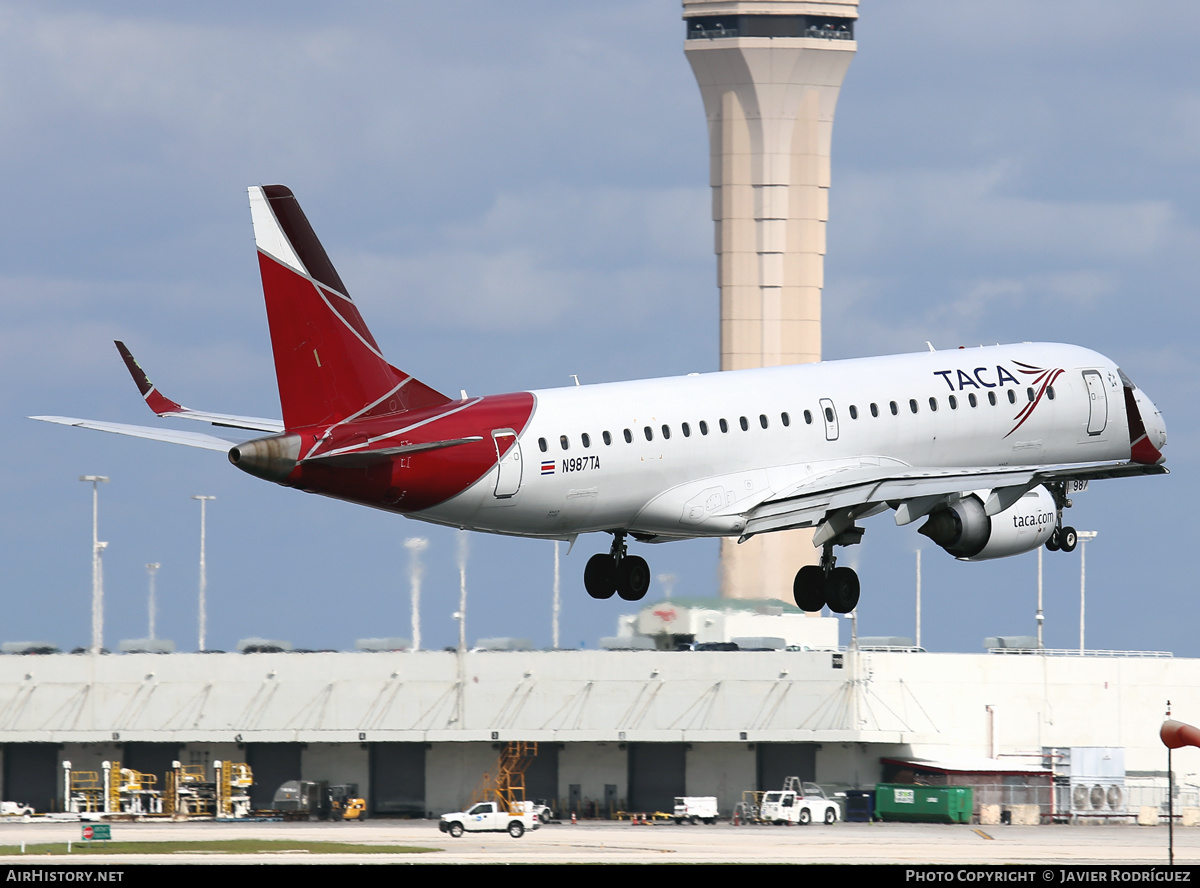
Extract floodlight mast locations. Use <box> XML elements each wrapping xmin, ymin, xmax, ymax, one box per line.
<box><xmin>192</xmin><ymin>496</ymin><xmax>215</xmax><ymax>651</ymax></box>
<box><xmin>79</xmin><ymin>475</ymin><xmax>109</xmax><ymax>655</ymax></box>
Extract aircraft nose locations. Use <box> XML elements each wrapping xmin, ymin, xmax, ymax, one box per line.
<box><xmin>1129</xmin><ymin>386</ymin><xmax>1166</xmax><ymax>466</ymax></box>
<box><xmin>1134</xmin><ymin>387</ymin><xmax>1166</xmax><ymax>451</ymax></box>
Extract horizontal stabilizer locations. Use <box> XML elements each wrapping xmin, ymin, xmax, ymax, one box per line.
<box><xmin>29</xmin><ymin>416</ymin><xmax>236</xmax><ymax>452</ymax></box>
<box><xmin>116</xmin><ymin>341</ymin><xmax>283</xmax><ymax>433</ymax></box>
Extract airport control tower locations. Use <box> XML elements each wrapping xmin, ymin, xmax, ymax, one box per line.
<box><xmin>683</xmin><ymin>1</ymin><xmax>858</xmax><ymax>600</ymax></box>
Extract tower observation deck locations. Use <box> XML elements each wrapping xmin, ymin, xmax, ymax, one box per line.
<box><xmin>683</xmin><ymin>1</ymin><xmax>858</xmax><ymax>600</ymax></box>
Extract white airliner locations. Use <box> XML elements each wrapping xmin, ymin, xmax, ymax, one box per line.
<box><xmin>33</xmin><ymin>186</ymin><xmax>1168</xmax><ymax>614</ymax></box>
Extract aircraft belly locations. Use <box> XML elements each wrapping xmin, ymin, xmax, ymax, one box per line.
<box><xmin>414</xmin><ymin>467</ymin><xmax>650</xmax><ymax>537</ymax></box>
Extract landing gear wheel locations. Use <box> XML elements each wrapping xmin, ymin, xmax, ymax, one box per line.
<box><xmin>1059</xmin><ymin>526</ymin><xmax>1078</xmax><ymax>553</ymax></box>
<box><xmin>825</xmin><ymin>567</ymin><xmax>860</xmax><ymax>614</ymax></box>
<box><xmin>616</xmin><ymin>555</ymin><xmax>651</xmax><ymax>601</ymax></box>
<box><xmin>798</xmin><ymin>809</ymin><xmax>811</xmax><ymax>826</ymax></box>
<box><xmin>793</xmin><ymin>565</ymin><xmax>827</xmax><ymax>612</ymax></box>
<box><xmin>584</xmin><ymin>553</ymin><xmax>617</xmax><ymax>599</ymax></box>
<box><xmin>1046</xmin><ymin>529</ymin><xmax>1061</xmax><ymax>552</ymax></box>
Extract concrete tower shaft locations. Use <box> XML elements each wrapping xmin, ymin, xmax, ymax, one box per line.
<box><xmin>683</xmin><ymin>1</ymin><xmax>857</xmax><ymax>600</ymax></box>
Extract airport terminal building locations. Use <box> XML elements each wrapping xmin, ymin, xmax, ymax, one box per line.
<box><xmin>1</xmin><ymin>622</ymin><xmax>1195</xmax><ymax>819</ymax></box>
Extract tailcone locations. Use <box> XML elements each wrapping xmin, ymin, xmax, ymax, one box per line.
<box><xmin>228</xmin><ymin>433</ymin><xmax>302</xmax><ymax>483</ymax></box>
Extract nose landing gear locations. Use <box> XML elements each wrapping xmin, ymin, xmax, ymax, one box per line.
<box><xmin>1044</xmin><ymin>483</ymin><xmax>1078</xmax><ymax>553</ymax></box>
<box><xmin>584</xmin><ymin>532</ymin><xmax>650</xmax><ymax>601</ymax></box>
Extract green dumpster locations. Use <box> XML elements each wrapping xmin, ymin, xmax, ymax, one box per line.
<box><xmin>874</xmin><ymin>784</ymin><xmax>973</xmax><ymax>823</ymax></box>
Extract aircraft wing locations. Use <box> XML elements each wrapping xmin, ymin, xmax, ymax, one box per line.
<box><xmin>115</xmin><ymin>341</ymin><xmax>284</xmax><ymax>433</ymax></box>
<box><xmin>29</xmin><ymin>416</ymin><xmax>237</xmax><ymax>452</ymax></box>
<box><xmin>741</xmin><ymin>458</ymin><xmax>1167</xmax><ymax>542</ymax></box>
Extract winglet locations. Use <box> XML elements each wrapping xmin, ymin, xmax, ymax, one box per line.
<box><xmin>115</xmin><ymin>340</ymin><xmax>187</xmax><ymax>416</ymax></box>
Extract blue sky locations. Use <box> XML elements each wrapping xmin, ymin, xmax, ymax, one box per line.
<box><xmin>4</xmin><ymin>1</ymin><xmax>1197</xmax><ymax>655</ymax></box>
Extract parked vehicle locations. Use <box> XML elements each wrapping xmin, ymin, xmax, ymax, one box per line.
<box><xmin>673</xmin><ymin>796</ymin><xmax>718</xmax><ymax>824</ymax></box>
<box><xmin>759</xmin><ymin>780</ymin><xmax>840</xmax><ymax>825</ymax></box>
<box><xmin>439</xmin><ymin>801</ymin><xmax>538</xmax><ymax>838</ymax></box>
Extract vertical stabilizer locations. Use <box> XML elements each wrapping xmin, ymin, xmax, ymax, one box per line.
<box><xmin>249</xmin><ymin>185</ymin><xmax>451</xmax><ymax>430</ymax></box>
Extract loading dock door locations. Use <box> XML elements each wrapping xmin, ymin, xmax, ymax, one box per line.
<box><xmin>245</xmin><ymin>743</ymin><xmax>303</xmax><ymax>811</ymax></box>
<box><xmin>3</xmin><ymin>743</ymin><xmax>59</xmax><ymax>813</ymax></box>
<box><xmin>370</xmin><ymin>743</ymin><xmax>426</xmax><ymax>818</ymax></box>
<box><xmin>628</xmin><ymin>743</ymin><xmax>685</xmax><ymax>813</ymax></box>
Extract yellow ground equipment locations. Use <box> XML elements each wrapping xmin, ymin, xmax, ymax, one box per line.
<box><xmin>469</xmin><ymin>741</ymin><xmax>538</xmax><ymax>816</ymax></box>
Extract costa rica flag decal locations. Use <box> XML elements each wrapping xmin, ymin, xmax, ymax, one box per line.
<box><xmin>540</xmin><ymin>460</ymin><xmax>555</xmax><ymax>475</ymax></box>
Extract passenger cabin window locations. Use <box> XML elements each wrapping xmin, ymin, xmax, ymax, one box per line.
<box><xmin>623</xmin><ymin>429</ymin><xmax>633</xmax><ymax>443</ymax></box>
<box><xmin>1027</xmin><ymin>387</ymin><xmax>1035</xmax><ymax>402</ymax></box>
<box><xmin>909</xmin><ymin>399</ymin><xmax>918</xmax><ymax>414</ymax></box>
<box><xmin>682</xmin><ymin>422</ymin><xmax>691</xmax><ymax>437</ymax></box>
<box><xmin>739</xmin><ymin>416</ymin><xmax>749</xmax><ymax>431</ymax></box>
<box><xmin>560</xmin><ymin>435</ymin><xmax>569</xmax><ymax>450</ymax></box>
<box><xmin>803</xmin><ymin>410</ymin><xmax>813</xmax><ymax>424</ymax></box>
<box><xmin>824</xmin><ymin>407</ymin><xmax>834</xmax><ymax>423</ymax></box>
<box><xmin>969</xmin><ymin>393</ymin><xmax>978</xmax><ymax>407</ymax></box>
<box><xmin>988</xmin><ymin>391</ymin><xmax>997</xmax><ymax>406</ymax></box>
<box><xmin>890</xmin><ymin>401</ymin><xmax>898</xmax><ymax>416</ymax></box>
<box><xmin>870</xmin><ymin>403</ymin><xmax>878</xmax><ymax>418</ymax></box>
<box><xmin>929</xmin><ymin>397</ymin><xmax>938</xmax><ymax>412</ymax></box>
<box><xmin>644</xmin><ymin>426</ymin><xmax>653</xmax><ymax>441</ymax></box>
<box><xmin>538</xmin><ymin>437</ymin><xmax>547</xmax><ymax>452</ymax></box>
<box><xmin>720</xmin><ymin>418</ymin><xmax>729</xmax><ymax>433</ymax></box>
<box><xmin>1047</xmin><ymin>387</ymin><xmax>1056</xmax><ymax>400</ymax></box>
<box><xmin>849</xmin><ymin>405</ymin><xmax>858</xmax><ymax>420</ymax></box>
<box><xmin>949</xmin><ymin>395</ymin><xmax>958</xmax><ymax>410</ymax></box>
<box><xmin>603</xmin><ymin>431</ymin><xmax>612</xmax><ymax>445</ymax></box>
<box><xmin>581</xmin><ymin>433</ymin><xmax>591</xmax><ymax>448</ymax></box>
<box><xmin>700</xmin><ymin>420</ymin><xmax>709</xmax><ymax>435</ymax></box>
<box><xmin>661</xmin><ymin>424</ymin><xmax>670</xmax><ymax>439</ymax></box>
<box><xmin>1008</xmin><ymin>389</ymin><xmax>1017</xmax><ymax>404</ymax></box>
<box><xmin>781</xmin><ymin>412</ymin><xmax>790</xmax><ymax>426</ymax></box>
<box><xmin>759</xmin><ymin>414</ymin><xmax>768</xmax><ymax>429</ymax></box>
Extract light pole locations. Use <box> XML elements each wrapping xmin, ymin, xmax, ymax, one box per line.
<box><xmin>1077</xmin><ymin>531</ymin><xmax>1098</xmax><ymax>653</ymax></box>
<box><xmin>79</xmin><ymin>475</ymin><xmax>109</xmax><ymax>654</ymax></box>
<box><xmin>552</xmin><ymin>541</ymin><xmax>561</xmax><ymax>650</ymax></box>
<box><xmin>146</xmin><ymin>562</ymin><xmax>161</xmax><ymax>640</ymax></box>
<box><xmin>192</xmin><ymin>496</ymin><xmax>215</xmax><ymax>651</ymax></box>
<box><xmin>915</xmin><ymin>549</ymin><xmax>922</xmax><ymax>650</ymax></box>
<box><xmin>404</xmin><ymin>537</ymin><xmax>428</xmax><ymax>652</ymax></box>
<box><xmin>1036</xmin><ymin>546</ymin><xmax>1045</xmax><ymax>649</ymax></box>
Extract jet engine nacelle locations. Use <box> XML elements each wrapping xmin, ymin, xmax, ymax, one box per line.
<box><xmin>919</xmin><ymin>486</ymin><xmax>1057</xmax><ymax>561</ymax></box>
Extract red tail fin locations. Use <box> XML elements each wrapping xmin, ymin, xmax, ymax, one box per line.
<box><xmin>248</xmin><ymin>185</ymin><xmax>451</xmax><ymax>430</ymax></box>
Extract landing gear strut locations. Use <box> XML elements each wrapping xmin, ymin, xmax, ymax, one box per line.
<box><xmin>793</xmin><ymin>541</ymin><xmax>860</xmax><ymax>615</ymax></box>
<box><xmin>584</xmin><ymin>532</ymin><xmax>650</xmax><ymax>602</ymax></box>
<box><xmin>1044</xmin><ymin>483</ymin><xmax>1078</xmax><ymax>553</ymax></box>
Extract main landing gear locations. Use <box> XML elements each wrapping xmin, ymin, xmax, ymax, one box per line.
<box><xmin>584</xmin><ymin>532</ymin><xmax>651</xmax><ymax>602</ymax></box>
<box><xmin>793</xmin><ymin>543</ymin><xmax>860</xmax><ymax>615</ymax></box>
<box><xmin>1043</xmin><ymin>482</ymin><xmax>1078</xmax><ymax>553</ymax></box>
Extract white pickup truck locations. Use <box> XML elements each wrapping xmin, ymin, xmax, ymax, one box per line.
<box><xmin>439</xmin><ymin>801</ymin><xmax>539</xmax><ymax>838</ymax></box>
